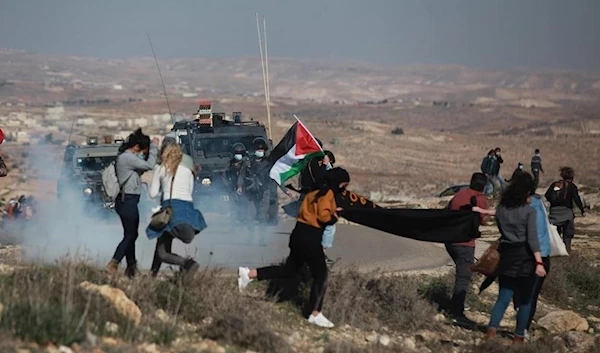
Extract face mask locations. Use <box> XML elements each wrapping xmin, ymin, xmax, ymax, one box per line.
<box><xmin>325</xmin><ymin>163</ymin><xmax>333</xmax><ymax>170</ymax></box>
<box><xmin>255</xmin><ymin>151</ymin><xmax>264</xmax><ymax>158</ymax></box>
<box><xmin>138</xmin><ymin>153</ymin><xmax>146</xmax><ymax>160</ymax></box>
<box><xmin>519</xmin><ymin>166</ymin><xmax>523</xmax><ymax>169</ymax></box>
<box><xmin>234</xmin><ymin>154</ymin><xmax>243</xmax><ymax>161</ymax></box>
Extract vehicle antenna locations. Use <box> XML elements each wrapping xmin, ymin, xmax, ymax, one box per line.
<box><xmin>147</xmin><ymin>33</ymin><xmax>174</xmax><ymax>125</ymax></box>
<box><xmin>256</xmin><ymin>14</ymin><xmax>272</xmax><ymax>140</ymax></box>
<box><xmin>67</xmin><ymin>115</ymin><xmax>76</xmax><ymax>145</ymax></box>
<box><xmin>263</xmin><ymin>16</ymin><xmax>273</xmax><ymax>140</ymax></box>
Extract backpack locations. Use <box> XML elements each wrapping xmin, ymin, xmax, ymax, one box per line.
<box><xmin>546</xmin><ymin>180</ymin><xmax>569</xmax><ymax>204</ymax></box>
<box><xmin>101</xmin><ymin>161</ymin><xmax>121</xmax><ymax>202</ymax></box>
<box><xmin>101</xmin><ymin>155</ymin><xmax>133</xmax><ymax>203</ymax></box>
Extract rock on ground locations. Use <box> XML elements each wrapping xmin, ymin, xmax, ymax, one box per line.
<box><xmin>79</xmin><ymin>281</ymin><xmax>142</xmax><ymax>325</ymax></box>
<box><xmin>538</xmin><ymin>310</ymin><xmax>589</xmax><ymax>334</ymax></box>
<box><xmin>563</xmin><ymin>331</ymin><xmax>596</xmax><ymax>353</ymax></box>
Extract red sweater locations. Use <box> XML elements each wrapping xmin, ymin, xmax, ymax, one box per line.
<box><xmin>448</xmin><ymin>188</ymin><xmax>488</xmax><ymax>247</ymax></box>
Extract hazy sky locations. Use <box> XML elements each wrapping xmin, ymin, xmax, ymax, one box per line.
<box><xmin>0</xmin><ymin>0</ymin><xmax>598</xmax><ymax>69</ymax></box>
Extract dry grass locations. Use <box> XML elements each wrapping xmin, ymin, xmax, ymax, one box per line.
<box><xmin>0</xmin><ymin>258</ymin><xmax>288</xmax><ymax>352</ymax></box>
<box><xmin>542</xmin><ymin>253</ymin><xmax>600</xmax><ymax>313</ymax></box>
<box><xmin>470</xmin><ymin>336</ymin><xmax>569</xmax><ymax>353</ymax></box>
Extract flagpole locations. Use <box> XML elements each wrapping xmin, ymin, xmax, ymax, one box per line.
<box><xmin>293</xmin><ymin>115</ymin><xmax>324</xmax><ymax>153</ymax></box>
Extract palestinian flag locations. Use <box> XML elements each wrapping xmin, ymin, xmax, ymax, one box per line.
<box><xmin>269</xmin><ymin>120</ymin><xmax>324</xmax><ymax>185</ymax></box>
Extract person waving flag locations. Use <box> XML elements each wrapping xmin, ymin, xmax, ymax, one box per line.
<box><xmin>268</xmin><ymin>116</ymin><xmax>324</xmax><ymax>185</ymax></box>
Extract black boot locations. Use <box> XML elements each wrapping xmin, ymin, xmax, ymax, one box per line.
<box><xmin>125</xmin><ymin>262</ymin><xmax>140</xmax><ymax>279</ymax></box>
<box><xmin>180</xmin><ymin>259</ymin><xmax>200</xmax><ymax>285</ymax></box>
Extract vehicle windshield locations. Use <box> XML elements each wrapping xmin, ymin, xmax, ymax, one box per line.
<box><xmin>75</xmin><ymin>156</ymin><xmax>116</xmax><ymax>171</ymax></box>
<box><xmin>194</xmin><ymin>136</ymin><xmax>266</xmax><ymax>158</ymax></box>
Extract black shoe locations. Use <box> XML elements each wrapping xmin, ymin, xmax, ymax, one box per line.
<box><xmin>452</xmin><ymin>314</ymin><xmax>478</xmax><ymax>329</ymax></box>
<box><xmin>125</xmin><ymin>263</ymin><xmax>140</xmax><ymax>279</ymax></box>
<box><xmin>180</xmin><ymin>259</ymin><xmax>200</xmax><ymax>285</ymax></box>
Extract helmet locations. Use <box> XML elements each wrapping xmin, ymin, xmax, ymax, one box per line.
<box><xmin>232</xmin><ymin>143</ymin><xmax>246</xmax><ymax>153</ymax></box>
<box><xmin>252</xmin><ymin>137</ymin><xmax>268</xmax><ymax>150</ymax></box>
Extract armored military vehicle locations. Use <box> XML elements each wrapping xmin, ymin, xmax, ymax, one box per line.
<box><xmin>57</xmin><ymin>136</ymin><xmax>121</xmax><ymax>213</ymax></box>
<box><xmin>166</xmin><ymin>100</ymin><xmax>273</xmax><ymax>210</ymax></box>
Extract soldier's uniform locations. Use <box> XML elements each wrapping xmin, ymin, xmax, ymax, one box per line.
<box><xmin>223</xmin><ymin>143</ymin><xmax>249</xmax><ymax>224</ymax></box>
<box><xmin>242</xmin><ymin>138</ymin><xmax>286</xmax><ymax>231</ymax></box>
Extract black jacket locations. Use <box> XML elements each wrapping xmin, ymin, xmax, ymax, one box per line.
<box><xmin>545</xmin><ymin>180</ymin><xmax>585</xmax><ymax>214</ymax></box>
<box><xmin>299</xmin><ymin>155</ymin><xmax>327</xmax><ymax>192</ymax></box>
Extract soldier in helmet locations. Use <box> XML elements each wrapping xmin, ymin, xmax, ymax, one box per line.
<box><xmin>243</xmin><ymin>137</ymin><xmax>291</xmax><ymax>244</ymax></box>
<box><xmin>224</xmin><ymin>142</ymin><xmax>249</xmax><ymax>224</ymax></box>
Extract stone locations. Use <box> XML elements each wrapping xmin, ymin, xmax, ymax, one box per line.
<box><xmin>104</xmin><ymin>322</ymin><xmax>119</xmax><ymax>334</ymax></box>
<box><xmin>588</xmin><ymin>316</ymin><xmax>600</xmax><ymax>323</ymax></box>
<box><xmin>564</xmin><ymin>331</ymin><xmax>596</xmax><ymax>352</ymax></box>
<box><xmin>402</xmin><ymin>337</ymin><xmax>417</xmax><ymax>350</ymax></box>
<box><xmin>0</xmin><ymin>264</ymin><xmax>15</xmax><ymax>276</ymax></box>
<box><xmin>365</xmin><ymin>332</ymin><xmax>378</xmax><ymax>342</ymax></box>
<box><xmin>141</xmin><ymin>344</ymin><xmax>160</xmax><ymax>353</ymax></box>
<box><xmin>285</xmin><ymin>331</ymin><xmax>301</xmax><ymax>345</ymax></box>
<box><xmin>79</xmin><ymin>281</ymin><xmax>142</xmax><ymax>325</ymax></box>
<box><xmin>538</xmin><ymin>311</ymin><xmax>590</xmax><ymax>334</ymax></box>
<box><xmin>58</xmin><ymin>347</ymin><xmax>73</xmax><ymax>353</ymax></box>
<box><xmin>85</xmin><ymin>331</ymin><xmax>98</xmax><ymax>347</ymax></box>
<box><xmin>415</xmin><ymin>330</ymin><xmax>439</xmax><ymax>343</ymax></box>
<box><xmin>378</xmin><ymin>334</ymin><xmax>391</xmax><ymax>346</ymax></box>
<box><xmin>433</xmin><ymin>313</ymin><xmax>446</xmax><ymax>322</ymax></box>
<box><xmin>46</xmin><ymin>345</ymin><xmax>60</xmax><ymax>353</ymax></box>
<box><xmin>154</xmin><ymin>309</ymin><xmax>170</xmax><ymax>323</ymax></box>
<box><xmin>100</xmin><ymin>337</ymin><xmax>118</xmax><ymax>346</ymax></box>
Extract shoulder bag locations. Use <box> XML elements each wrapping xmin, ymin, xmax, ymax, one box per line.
<box><xmin>469</xmin><ymin>239</ymin><xmax>501</xmax><ymax>276</ymax></box>
<box><xmin>149</xmin><ymin>167</ymin><xmax>176</xmax><ymax>231</ymax></box>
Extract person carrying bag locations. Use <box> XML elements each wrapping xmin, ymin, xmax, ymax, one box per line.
<box><xmin>146</xmin><ymin>144</ymin><xmax>207</xmax><ymax>284</ymax></box>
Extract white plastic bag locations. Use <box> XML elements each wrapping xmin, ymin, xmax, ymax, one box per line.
<box><xmin>548</xmin><ymin>223</ymin><xmax>569</xmax><ymax>257</ymax></box>
<box><xmin>541</xmin><ymin>204</ymin><xmax>569</xmax><ymax>257</ymax></box>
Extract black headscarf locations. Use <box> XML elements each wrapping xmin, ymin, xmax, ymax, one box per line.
<box><xmin>315</xmin><ymin>167</ymin><xmax>350</xmax><ymax>200</ymax></box>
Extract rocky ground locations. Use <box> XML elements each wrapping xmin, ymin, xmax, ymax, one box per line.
<box><xmin>0</xmin><ymin>191</ymin><xmax>599</xmax><ymax>353</ymax></box>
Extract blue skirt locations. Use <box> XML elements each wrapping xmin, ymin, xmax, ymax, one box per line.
<box><xmin>146</xmin><ymin>199</ymin><xmax>207</xmax><ymax>240</ymax></box>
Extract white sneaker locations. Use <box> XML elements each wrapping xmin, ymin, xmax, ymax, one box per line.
<box><xmin>238</xmin><ymin>267</ymin><xmax>253</xmax><ymax>292</ymax></box>
<box><xmin>308</xmin><ymin>312</ymin><xmax>335</xmax><ymax>328</ymax></box>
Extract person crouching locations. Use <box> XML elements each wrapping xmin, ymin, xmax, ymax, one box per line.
<box><xmin>146</xmin><ymin>144</ymin><xmax>207</xmax><ymax>284</ymax></box>
<box><xmin>237</xmin><ymin>167</ymin><xmax>350</xmax><ymax>328</ymax></box>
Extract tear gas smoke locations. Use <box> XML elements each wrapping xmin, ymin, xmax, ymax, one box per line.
<box><xmin>15</xmin><ymin>144</ymin><xmax>291</xmax><ymax>270</ymax></box>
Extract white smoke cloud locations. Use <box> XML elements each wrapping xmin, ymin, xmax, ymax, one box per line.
<box><xmin>14</xmin><ymin>143</ymin><xmax>290</xmax><ymax>271</ymax></box>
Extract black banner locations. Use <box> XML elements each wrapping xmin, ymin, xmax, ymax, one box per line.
<box><xmin>336</xmin><ymin>189</ymin><xmax>480</xmax><ymax>244</ymax></box>
<box><xmin>283</xmin><ymin>189</ymin><xmax>480</xmax><ymax>244</ymax></box>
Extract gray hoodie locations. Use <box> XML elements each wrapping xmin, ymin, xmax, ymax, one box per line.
<box><xmin>116</xmin><ymin>143</ymin><xmax>158</xmax><ymax>195</ymax></box>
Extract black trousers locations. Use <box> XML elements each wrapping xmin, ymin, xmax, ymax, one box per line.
<box><xmin>112</xmin><ymin>194</ymin><xmax>140</xmax><ymax>266</ymax></box>
<box><xmin>557</xmin><ymin>221</ymin><xmax>575</xmax><ymax>253</ymax></box>
<box><xmin>257</xmin><ymin>223</ymin><xmax>328</xmax><ymax>313</ymax></box>
<box><xmin>532</xmin><ymin>170</ymin><xmax>540</xmax><ymax>189</ymax></box>
<box><xmin>445</xmin><ymin>243</ymin><xmax>475</xmax><ymax>316</ymax></box>
<box><xmin>513</xmin><ymin>257</ymin><xmax>551</xmax><ymax>330</ymax></box>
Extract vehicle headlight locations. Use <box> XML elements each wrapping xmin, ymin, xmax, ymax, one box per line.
<box><xmin>201</xmin><ymin>178</ymin><xmax>211</xmax><ymax>186</ymax></box>
<box><xmin>83</xmin><ymin>187</ymin><xmax>93</xmax><ymax>196</ymax></box>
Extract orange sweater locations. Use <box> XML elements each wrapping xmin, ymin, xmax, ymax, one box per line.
<box><xmin>297</xmin><ymin>189</ymin><xmax>337</xmax><ymax>228</ymax></box>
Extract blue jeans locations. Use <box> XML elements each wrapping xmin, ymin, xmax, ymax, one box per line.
<box><xmin>495</xmin><ymin>173</ymin><xmax>506</xmax><ymax>191</ymax></box>
<box><xmin>488</xmin><ymin>276</ymin><xmax>536</xmax><ymax>337</ymax></box>
<box><xmin>322</xmin><ymin>224</ymin><xmax>336</xmax><ymax>249</ymax></box>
